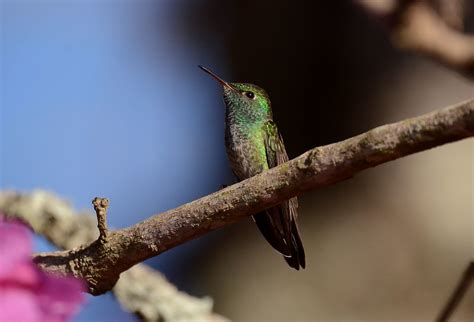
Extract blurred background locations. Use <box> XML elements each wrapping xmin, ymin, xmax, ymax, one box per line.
<box><xmin>1</xmin><ymin>0</ymin><xmax>473</xmax><ymax>321</ymax></box>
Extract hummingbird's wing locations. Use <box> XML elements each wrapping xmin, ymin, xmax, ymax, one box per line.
<box><xmin>253</xmin><ymin>120</ymin><xmax>306</xmax><ymax>270</ymax></box>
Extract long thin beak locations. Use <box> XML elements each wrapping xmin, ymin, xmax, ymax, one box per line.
<box><xmin>199</xmin><ymin>65</ymin><xmax>235</xmax><ymax>91</ymax></box>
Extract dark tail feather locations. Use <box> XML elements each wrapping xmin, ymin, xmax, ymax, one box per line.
<box><xmin>253</xmin><ymin>211</ymin><xmax>291</xmax><ymax>256</ymax></box>
<box><xmin>253</xmin><ymin>205</ymin><xmax>305</xmax><ymax>270</ymax></box>
<box><xmin>284</xmin><ymin>219</ymin><xmax>306</xmax><ymax>270</ymax></box>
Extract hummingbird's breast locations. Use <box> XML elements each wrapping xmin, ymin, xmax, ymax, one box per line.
<box><xmin>225</xmin><ymin>122</ymin><xmax>268</xmax><ymax>180</ymax></box>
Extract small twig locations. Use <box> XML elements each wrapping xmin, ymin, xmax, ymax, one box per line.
<box><xmin>436</xmin><ymin>261</ymin><xmax>474</xmax><ymax>322</ymax></box>
<box><xmin>28</xmin><ymin>98</ymin><xmax>474</xmax><ymax>295</ymax></box>
<box><xmin>92</xmin><ymin>197</ymin><xmax>109</xmax><ymax>241</ymax></box>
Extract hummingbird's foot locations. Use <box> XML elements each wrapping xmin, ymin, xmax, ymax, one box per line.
<box><xmin>220</xmin><ymin>184</ymin><xmax>229</xmax><ymax>190</ymax></box>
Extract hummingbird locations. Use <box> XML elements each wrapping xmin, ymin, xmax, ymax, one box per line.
<box><xmin>200</xmin><ymin>66</ymin><xmax>305</xmax><ymax>270</ymax></box>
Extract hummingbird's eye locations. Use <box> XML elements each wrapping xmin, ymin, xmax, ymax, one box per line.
<box><xmin>244</xmin><ymin>91</ymin><xmax>255</xmax><ymax>99</ymax></box>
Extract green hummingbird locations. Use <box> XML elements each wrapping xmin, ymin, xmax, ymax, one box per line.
<box><xmin>200</xmin><ymin>66</ymin><xmax>305</xmax><ymax>270</ymax></box>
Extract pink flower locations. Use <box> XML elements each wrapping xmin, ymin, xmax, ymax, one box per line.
<box><xmin>0</xmin><ymin>217</ymin><xmax>85</xmax><ymax>322</ymax></box>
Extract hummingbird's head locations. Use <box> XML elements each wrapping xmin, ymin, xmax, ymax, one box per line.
<box><xmin>199</xmin><ymin>66</ymin><xmax>272</xmax><ymax>121</ymax></box>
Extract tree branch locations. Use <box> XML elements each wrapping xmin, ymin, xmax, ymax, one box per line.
<box><xmin>21</xmin><ymin>98</ymin><xmax>473</xmax><ymax>295</ymax></box>
<box><xmin>356</xmin><ymin>0</ymin><xmax>474</xmax><ymax>79</ymax></box>
<box><xmin>0</xmin><ymin>191</ymin><xmax>227</xmax><ymax>322</ymax></box>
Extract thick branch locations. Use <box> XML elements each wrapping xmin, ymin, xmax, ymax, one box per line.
<box><xmin>356</xmin><ymin>0</ymin><xmax>474</xmax><ymax>79</ymax></box>
<box><xmin>23</xmin><ymin>99</ymin><xmax>474</xmax><ymax>294</ymax></box>
<box><xmin>0</xmin><ymin>191</ymin><xmax>226</xmax><ymax>322</ymax></box>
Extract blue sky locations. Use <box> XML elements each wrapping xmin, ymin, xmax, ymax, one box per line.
<box><xmin>1</xmin><ymin>1</ymin><xmax>232</xmax><ymax>320</ymax></box>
